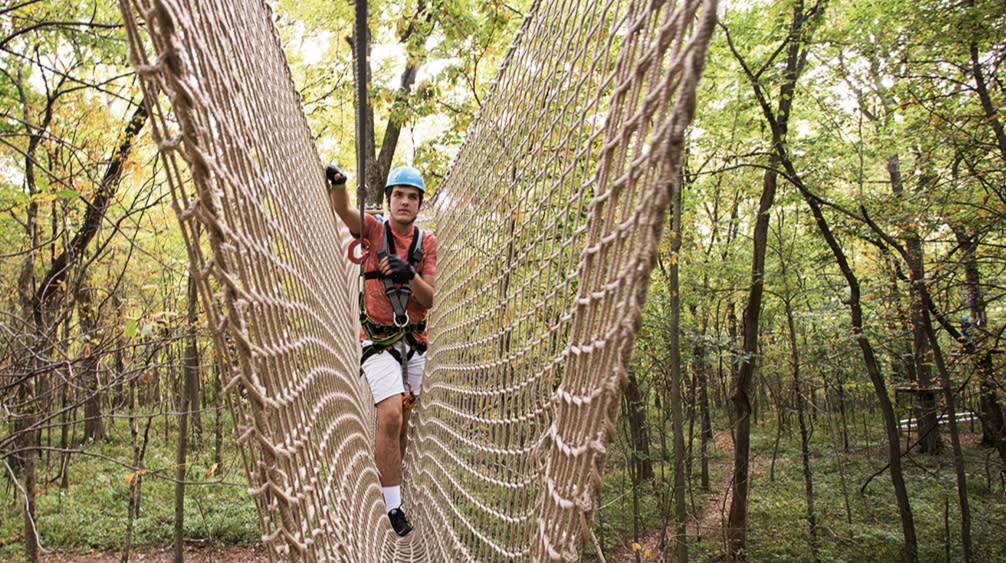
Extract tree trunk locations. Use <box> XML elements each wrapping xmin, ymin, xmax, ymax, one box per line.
<box><xmin>725</xmin><ymin>301</ymin><xmax>738</xmax><ymax>425</ymax></box>
<box><xmin>351</xmin><ymin>0</ymin><xmax>433</xmax><ymax>205</ymax></box>
<box><xmin>184</xmin><ymin>273</ymin><xmax>203</xmax><ymax>445</ymax></box>
<box><xmin>952</xmin><ymin>226</ymin><xmax>1006</xmax><ymax>462</ymax></box>
<box><xmin>175</xmin><ymin>270</ymin><xmax>202</xmax><ymax>561</ymax></box>
<box><xmin>794</xmin><ymin>363</ymin><xmax>818</xmax><ymax>561</ymax></box>
<box><xmin>811</xmin><ymin>201</ymin><xmax>919</xmax><ymax>561</ymax></box>
<box><xmin>784</xmin><ymin>191</ymin><xmax>918</xmax><ymax>561</ymax></box>
<box><xmin>668</xmin><ymin>169</ymin><xmax>687</xmax><ymax>562</ymax></box>
<box><xmin>12</xmin><ymin>104</ymin><xmax>147</xmax><ymax>555</ymax></box>
<box><xmin>173</xmin><ymin>399</ymin><xmax>189</xmax><ymax>563</ymax></box>
<box><xmin>833</xmin><ymin>370</ymin><xmax>849</xmax><ymax>452</ymax></box>
<box><xmin>624</xmin><ymin>371</ymin><xmax>654</xmax><ymax>481</ymax></box>
<box><xmin>31</xmin><ymin>104</ymin><xmax>148</xmax><ymax>329</ymax></box>
<box><xmin>968</xmin><ymin>20</ymin><xmax>1006</xmax><ymax>160</ymax></box>
<box><xmin>23</xmin><ymin>426</ymin><xmax>39</xmax><ymax>563</ymax></box>
<box><xmin>123</xmin><ymin>392</ymin><xmax>153</xmax><ymax>563</ymax></box>
<box><xmin>174</xmin><ymin>355</ymin><xmax>192</xmax><ymax>557</ymax></box>
<box><xmin>14</xmin><ymin>65</ymin><xmax>48</xmax><ymax>563</ymax></box>
<box><xmin>690</xmin><ymin>305</ymin><xmax>712</xmax><ymax>492</ymax></box>
<box><xmin>113</xmin><ymin>292</ymin><xmax>127</xmax><ymax>412</ymax></box>
<box><xmin>58</xmin><ymin>377</ymin><xmax>72</xmax><ymax>489</ymax></box>
<box><xmin>774</xmin><ymin>215</ymin><xmax>819</xmax><ymax>559</ymax></box>
<box><xmin>213</xmin><ymin>362</ymin><xmax>225</xmax><ymax>467</ymax></box>
<box><xmin>726</xmin><ymin>150</ymin><xmax>777</xmax><ymax>559</ymax></box>
<box><xmin>887</xmin><ymin>154</ymin><xmax>941</xmax><ymax>454</ymax></box>
<box><xmin>727</xmin><ymin>0</ymin><xmax>918</xmax><ymax>552</ymax></box>
<box><xmin>917</xmin><ymin>297</ymin><xmax>973</xmax><ymax>561</ymax></box>
<box><xmin>723</xmin><ymin>2</ymin><xmax>826</xmax><ymax>556</ymax></box>
<box><xmin>77</xmin><ymin>277</ymin><xmax>106</xmax><ymax>442</ymax></box>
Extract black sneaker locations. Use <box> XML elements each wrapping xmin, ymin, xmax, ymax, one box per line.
<box><xmin>388</xmin><ymin>507</ymin><xmax>414</xmax><ymax>537</ymax></box>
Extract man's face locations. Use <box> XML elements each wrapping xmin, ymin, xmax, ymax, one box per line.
<box><xmin>387</xmin><ymin>185</ymin><xmax>422</xmax><ymax>224</ymax></box>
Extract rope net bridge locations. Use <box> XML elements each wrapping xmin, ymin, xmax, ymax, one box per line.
<box><xmin>117</xmin><ymin>0</ymin><xmax>717</xmax><ymax>560</ymax></box>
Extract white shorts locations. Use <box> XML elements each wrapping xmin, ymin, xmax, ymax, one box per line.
<box><xmin>361</xmin><ymin>339</ymin><xmax>426</xmax><ymax>405</ymax></box>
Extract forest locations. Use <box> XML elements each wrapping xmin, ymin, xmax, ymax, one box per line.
<box><xmin>2</xmin><ymin>0</ymin><xmax>1005</xmax><ymax>561</ymax></box>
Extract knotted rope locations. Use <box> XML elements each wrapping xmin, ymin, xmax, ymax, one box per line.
<box><xmin>118</xmin><ymin>0</ymin><xmax>717</xmax><ymax>560</ymax></box>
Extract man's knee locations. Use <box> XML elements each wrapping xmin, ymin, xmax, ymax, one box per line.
<box><xmin>376</xmin><ymin>397</ymin><xmax>403</xmax><ymax>434</ymax></box>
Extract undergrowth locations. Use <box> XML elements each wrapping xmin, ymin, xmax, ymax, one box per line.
<box><xmin>4</xmin><ymin>407</ymin><xmax>1006</xmax><ymax>562</ymax></box>
<box><xmin>0</xmin><ymin>409</ymin><xmax>259</xmax><ymax>560</ymax></box>
<box><xmin>589</xmin><ymin>412</ymin><xmax>1006</xmax><ymax>562</ymax></box>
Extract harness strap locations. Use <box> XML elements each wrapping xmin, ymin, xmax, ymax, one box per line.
<box><xmin>358</xmin><ymin>220</ymin><xmax>428</xmax><ymax>386</ymax></box>
<box><xmin>361</xmin><ymin>342</ymin><xmax>403</xmax><ymax>365</ymax></box>
<box><xmin>358</xmin><ymin>291</ymin><xmax>427</xmax><ymax>347</ymax></box>
<box><xmin>374</xmin><ymin>220</ymin><xmax>423</xmax><ymax>328</ymax></box>
<box><xmin>361</xmin><ymin>342</ymin><xmax>389</xmax><ymax>365</ymax></box>
<box><xmin>360</xmin><ymin>316</ymin><xmax>427</xmax><ymax>341</ymax></box>
<box><xmin>359</xmin><ymin>333</ymin><xmax>427</xmax><ymax>366</ymax></box>
<box><xmin>361</xmin><ymin>221</ymin><xmax>425</xmax><ymax>279</ymax></box>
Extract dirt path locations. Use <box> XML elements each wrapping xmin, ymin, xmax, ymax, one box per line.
<box><xmin>687</xmin><ymin>430</ymin><xmax>736</xmax><ymax>541</ymax></box>
<box><xmin>611</xmin><ymin>429</ymin><xmax>786</xmax><ymax>562</ymax></box>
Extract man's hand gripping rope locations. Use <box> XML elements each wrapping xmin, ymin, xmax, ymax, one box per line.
<box><xmin>325</xmin><ymin>163</ymin><xmax>347</xmax><ymax>187</ymax></box>
<box><xmin>326</xmin><ymin>163</ymin><xmax>371</xmax><ymax>264</ymax></box>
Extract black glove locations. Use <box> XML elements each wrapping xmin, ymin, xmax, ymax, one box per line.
<box><xmin>386</xmin><ymin>254</ymin><xmax>416</xmax><ymax>282</ymax></box>
<box><xmin>325</xmin><ymin>163</ymin><xmax>347</xmax><ymax>186</ymax></box>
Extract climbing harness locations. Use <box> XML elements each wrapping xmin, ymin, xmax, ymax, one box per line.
<box><xmin>360</xmin><ymin>220</ymin><xmax>424</xmax><ymax>330</ymax></box>
<box><xmin>358</xmin><ymin>219</ymin><xmax>427</xmax><ymax>409</ymax></box>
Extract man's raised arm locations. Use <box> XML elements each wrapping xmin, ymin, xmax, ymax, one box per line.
<box><xmin>325</xmin><ymin>164</ymin><xmax>361</xmax><ymax>237</ymax></box>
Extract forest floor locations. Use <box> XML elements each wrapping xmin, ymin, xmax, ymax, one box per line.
<box><xmin>609</xmin><ymin>429</ymin><xmax>741</xmax><ymax>562</ymax></box>
<box><xmin>31</xmin><ymin>431</ymin><xmax>742</xmax><ymax>562</ymax></box>
<box><xmin>606</xmin><ymin>429</ymin><xmax>989</xmax><ymax>562</ymax></box>
<box><xmin>38</xmin><ymin>542</ymin><xmax>270</xmax><ymax>562</ymax></box>
<box><xmin>30</xmin><ymin>431</ymin><xmax>991</xmax><ymax>562</ymax></box>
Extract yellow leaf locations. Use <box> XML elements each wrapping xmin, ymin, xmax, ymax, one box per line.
<box><xmin>632</xmin><ymin>542</ymin><xmax>642</xmax><ymax>552</ymax></box>
<box><xmin>126</xmin><ymin>470</ymin><xmax>146</xmax><ymax>486</ymax></box>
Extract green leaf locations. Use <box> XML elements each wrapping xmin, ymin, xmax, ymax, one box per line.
<box><xmin>124</xmin><ymin>320</ymin><xmax>138</xmax><ymax>338</ymax></box>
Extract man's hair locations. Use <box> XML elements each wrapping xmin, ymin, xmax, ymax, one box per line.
<box><xmin>385</xmin><ymin>185</ymin><xmax>424</xmax><ymax>206</ymax></box>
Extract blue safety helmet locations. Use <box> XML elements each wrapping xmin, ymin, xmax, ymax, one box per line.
<box><xmin>385</xmin><ymin>166</ymin><xmax>425</xmax><ymax>194</ymax></box>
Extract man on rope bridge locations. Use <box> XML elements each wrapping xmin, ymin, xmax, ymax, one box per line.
<box><xmin>325</xmin><ymin>163</ymin><xmax>437</xmax><ymax>538</ymax></box>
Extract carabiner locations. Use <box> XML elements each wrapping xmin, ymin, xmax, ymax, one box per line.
<box><xmin>348</xmin><ymin>238</ymin><xmax>370</xmax><ymax>264</ymax></box>
<box><xmin>393</xmin><ymin>311</ymin><xmax>410</xmax><ymax>328</ymax></box>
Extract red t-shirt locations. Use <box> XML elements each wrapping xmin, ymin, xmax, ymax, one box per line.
<box><xmin>359</xmin><ymin>214</ymin><xmax>437</xmax><ymax>344</ymax></box>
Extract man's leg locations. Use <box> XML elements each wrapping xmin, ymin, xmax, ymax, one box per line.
<box><xmin>398</xmin><ymin>404</ymin><xmax>410</xmax><ymax>462</ymax></box>
<box><xmin>375</xmin><ymin>395</ymin><xmax>414</xmax><ymax>537</ymax></box>
<box><xmin>375</xmin><ymin>395</ymin><xmax>404</xmax><ymax>487</ymax></box>
<box><xmin>399</xmin><ymin>351</ymin><xmax>424</xmax><ymax>460</ymax></box>
<box><xmin>361</xmin><ymin>344</ymin><xmax>415</xmax><ymax>536</ymax></box>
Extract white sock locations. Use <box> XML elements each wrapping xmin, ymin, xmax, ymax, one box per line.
<box><xmin>381</xmin><ymin>485</ymin><xmax>402</xmax><ymax>512</ymax></box>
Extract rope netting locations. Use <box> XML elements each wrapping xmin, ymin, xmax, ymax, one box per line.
<box><xmin>117</xmin><ymin>0</ymin><xmax>716</xmax><ymax>560</ymax></box>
